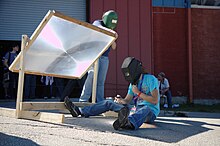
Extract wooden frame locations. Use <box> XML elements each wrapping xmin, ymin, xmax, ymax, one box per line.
<box><xmin>9</xmin><ymin>10</ymin><xmax>116</xmax><ymax>79</ymax></box>
<box><xmin>0</xmin><ymin>10</ymin><xmax>117</xmax><ymax>124</ymax></box>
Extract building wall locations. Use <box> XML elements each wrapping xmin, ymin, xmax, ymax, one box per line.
<box><xmin>192</xmin><ymin>8</ymin><xmax>220</xmax><ymax>100</ymax></box>
<box><xmin>152</xmin><ymin>7</ymin><xmax>189</xmax><ymax>97</ymax></box>
<box><xmin>90</xmin><ymin>1</ymin><xmax>220</xmax><ymax>102</ymax></box>
<box><xmin>90</xmin><ymin>0</ymin><xmax>152</xmax><ymax>97</ymax></box>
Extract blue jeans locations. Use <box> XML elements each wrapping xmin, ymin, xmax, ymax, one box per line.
<box><xmin>81</xmin><ymin>100</ymin><xmax>156</xmax><ymax>130</ymax></box>
<box><xmin>79</xmin><ymin>56</ymin><xmax>109</xmax><ymax>102</ymax></box>
<box><xmin>165</xmin><ymin>90</ymin><xmax>172</xmax><ymax>108</ymax></box>
<box><xmin>24</xmin><ymin>75</ymin><xmax>36</xmax><ymax>98</ymax></box>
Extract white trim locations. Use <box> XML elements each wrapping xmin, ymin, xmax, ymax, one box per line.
<box><xmin>191</xmin><ymin>4</ymin><xmax>220</xmax><ymax>9</ymax></box>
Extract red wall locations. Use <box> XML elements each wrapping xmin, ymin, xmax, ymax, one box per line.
<box><xmin>192</xmin><ymin>8</ymin><xmax>220</xmax><ymax>99</ymax></box>
<box><xmin>90</xmin><ymin>0</ymin><xmax>152</xmax><ymax>97</ymax></box>
<box><xmin>152</xmin><ymin>7</ymin><xmax>189</xmax><ymax>97</ymax></box>
<box><xmin>90</xmin><ymin>1</ymin><xmax>220</xmax><ymax>101</ymax></box>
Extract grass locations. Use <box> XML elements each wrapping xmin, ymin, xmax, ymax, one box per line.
<box><xmin>161</xmin><ymin>103</ymin><xmax>220</xmax><ymax>113</ymax></box>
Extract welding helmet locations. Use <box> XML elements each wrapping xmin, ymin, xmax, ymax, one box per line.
<box><xmin>102</xmin><ymin>10</ymin><xmax>118</xmax><ymax>30</ymax></box>
<box><xmin>121</xmin><ymin>57</ymin><xmax>142</xmax><ymax>85</ymax></box>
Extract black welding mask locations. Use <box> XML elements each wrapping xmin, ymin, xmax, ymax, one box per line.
<box><xmin>121</xmin><ymin>57</ymin><xmax>142</xmax><ymax>85</ymax></box>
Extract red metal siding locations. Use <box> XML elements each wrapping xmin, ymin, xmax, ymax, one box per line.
<box><xmin>90</xmin><ymin>0</ymin><xmax>152</xmax><ymax>97</ymax></box>
<box><xmin>192</xmin><ymin>8</ymin><xmax>220</xmax><ymax>100</ymax></box>
<box><xmin>152</xmin><ymin>7</ymin><xmax>189</xmax><ymax>97</ymax></box>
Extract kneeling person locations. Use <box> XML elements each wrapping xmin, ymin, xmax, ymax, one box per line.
<box><xmin>64</xmin><ymin>57</ymin><xmax>160</xmax><ymax>130</ymax></box>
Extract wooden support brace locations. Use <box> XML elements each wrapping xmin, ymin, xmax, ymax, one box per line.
<box><xmin>16</xmin><ymin>35</ymin><xmax>28</xmax><ymax>118</ymax></box>
<box><xmin>92</xmin><ymin>60</ymin><xmax>99</xmax><ymax>103</ymax></box>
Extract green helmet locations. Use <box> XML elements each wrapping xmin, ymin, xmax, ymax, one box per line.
<box><xmin>102</xmin><ymin>10</ymin><xmax>118</xmax><ymax>30</ymax></box>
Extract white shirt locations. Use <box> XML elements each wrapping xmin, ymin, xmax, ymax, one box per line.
<box><xmin>159</xmin><ymin>78</ymin><xmax>169</xmax><ymax>90</ymax></box>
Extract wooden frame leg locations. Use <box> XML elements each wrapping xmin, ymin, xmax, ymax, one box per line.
<box><xmin>16</xmin><ymin>35</ymin><xmax>28</xmax><ymax>118</ymax></box>
<box><xmin>92</xmin><ymin>60</ymin><xmax>99</xmax><ymax>103</ymax></box>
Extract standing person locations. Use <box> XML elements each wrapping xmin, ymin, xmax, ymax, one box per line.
<box><xmin>64</xmin><ymin>57</ymin><xmax>160</xmax><ymax>130</ymax></box>
<box><xmin>157</xmin><ymin>72</ymin><xmax>172</xmax><ymax>108</ymax></box>
<box><xmin>54</xmin><ymin>77</ymin><xmax>65</xmax><ymax>100</ymax></box>
<box><xmin>3</xmin><ymin>44</ymin><xmax>19</xmax><ymax>99</ymax></box>
<box><xmin>79</xmin><ymin>10</ymin><xmax>118</xmax><ymax>103</ymax></box>
<box><xmin>41</xmin><ymin>76</ymin><xmax>55</xmax><ymax>99</ymax></box>
<box><xmin>24</xmin><ymin>74</ymin><xmax>36</xmax><ymax>99</ymax></box>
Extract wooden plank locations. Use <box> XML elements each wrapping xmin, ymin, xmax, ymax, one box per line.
<box><xmin>0</xmin><ymin>107</ymin><xmax>15</xmax><ymax>118</ymax></box>
<box><xmin>21</xmin><ymin>102</ymin><xmax>94</xmax><ymax>111</ymax></box>
<box><xmin>20</xmin><ymin>110</ymin><xmax>64</xmax><ymax>124</ymax></box>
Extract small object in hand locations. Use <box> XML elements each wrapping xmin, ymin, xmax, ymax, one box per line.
<box><xmin>116</xmin><ymin>94</ymin><xmax>121</xmax><ymax>98</ymax></box>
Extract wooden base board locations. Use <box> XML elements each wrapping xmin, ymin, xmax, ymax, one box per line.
<box><xmin>0</xmin><ymin>102</ymin><xmax>118</xmax><ymax>124</ymax></box>
<box><xmin>20</xmin><ymin>110</ymin><xmax>64</xmax><ymax>124</ymax></box>
<box><xmin>0</xmin><ymin>107</ymin><xmax>15</xmax><ymax>118</ymax></box>
<box><xmin>21</xmin><ymin>102</ymin><xmax>94</xmax><ymax>111</ymax></box>
<box><xmin>0</xmin><ymin>107</ymin><xmax>64</xmax><ymax>124</ymax></box>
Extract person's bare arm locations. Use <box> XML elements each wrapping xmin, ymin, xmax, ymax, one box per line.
<box><xmin>132</xmin><ymin>85</ymin><xmax>159</xmax><ymax>105</ymax></box>
<box><xmin>111</xmin><ymin>41</ymin><xmax>117</xmax><ymax>50</ymax></box>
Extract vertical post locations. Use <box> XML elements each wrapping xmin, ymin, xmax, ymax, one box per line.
<box><xmin>92</xmin><ymin>60</ymin><xmax>99</xmax><ymax>103</ymax></box>
<box><xmin>187</xmin><ymin>8</ymin><xmax>193</xmax><ymax>103</ymax></box>
<box><xmin>16</xmin><ymin>35</ymin><xmax>28</xmax><ymax>118</ymax></box>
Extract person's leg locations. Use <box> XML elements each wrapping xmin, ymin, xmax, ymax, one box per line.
<box><xmin>64</xmin><ymin>97</ymin><xmax>125</xmax><ymax>117</ymax></box>
<box><xmin>3</xmin><ymin>82</ymin><xmax>9</xmax><ymax>98</ymax></box>
<box><xmin>24</xmin><ymin>75</ymin><xmax>31</xmax><ymax>98</ymax></box>
<box><xmin>79</xmin><ymin>67</ymin><xmax>94</xmax><ymax>102</ymax></box>
<box><xmin>30</xmin><ymin>75</ymin><xmax>36</xmax><ymax>98</ymax></box>
<box><xmin>96</xmin><ymin>56</ymin><xmax>109</xmax><ymax>102</ymax></box>
<box><xmin>44</xmin><ymin>85</ymin><xmax>50</xmax><ymax>99</ymax></box>
<box><xmin>60</xmin><ymin>79</ymin><xmax>77</xmax><ymax>101</ymax></box>
<box><xmin>55</xmin><ymin>78</ymin><xmax>64</xmax><ymax>99</ymax></box>
<box><xmin>81</xmin><ymin>100</ymin><xmax>125</xmax><ymax>117</ymax></box>
<box><xmin>9</xmin><ymin>72</ymin><xmax>16</xmax><ymax>99</ymax></box>
<box><xmin>128</xmin><ymin>105</ymin><xmax>156</xmax><ymax>130</ymax></box>
<box><xmin>165</xmin><ymin>90</ymin><xmax>172</xmax><ymax>108</ymax></box>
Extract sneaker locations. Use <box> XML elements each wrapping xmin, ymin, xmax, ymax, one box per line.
<box><xmin>113</xmin><ymin>107</ymin><xmax>131</xmax><ymax>130</ymax></box>
<box><xmin>64</xmin><ymin>96</ymin><xmax>81</xmax><ymax>117</ymax></box>
<box><xmin>163</xmin><ymin>103</ymin><xmax>168</xmax><ymax>108</ymax></box>
<box><xmin>172</xmin><ymin>104</ymin><xmax>180</xmax><ymax>108</ymax></box>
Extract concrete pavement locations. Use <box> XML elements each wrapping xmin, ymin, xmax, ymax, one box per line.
<box><xmin>0</xmin><ymin>101</ymin><xmax>220</xmax><ymax>145</ymax></box>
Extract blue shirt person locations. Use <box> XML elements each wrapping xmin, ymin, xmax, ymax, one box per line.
<box><xmin>3</xmin><ymin>44</ymin><xmax>19</xmax><ymax>99</ymax></box>
<box><xmin>64</xmin><ymin>57</ymin><xmax>160</xmax><ymax>130</ymax></box>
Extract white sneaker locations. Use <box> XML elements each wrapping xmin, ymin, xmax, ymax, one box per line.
<box><xmin>172</xmin><ymin>104</ymin><xmax>180</xmax><ymax>108</ymax></box>
<box><xmin>164</xmin><ymin>104</ymin><xmax>168</xmax><ymax>108</ymax></box>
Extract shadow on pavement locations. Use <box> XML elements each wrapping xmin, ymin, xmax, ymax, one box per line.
<box><xmin>1</xmin><ymin>100</ymin><xmax>219</xmax><ymax>143</ymax></box>
<box><xmin>63</xmin><ymin>114</ymin><xmax>220</xmax><ymax>143</ymax></box>
<box><xmin>0</xmin><ymin>132</ymin><xmax>39</xmax><ymax>146</ymax></box>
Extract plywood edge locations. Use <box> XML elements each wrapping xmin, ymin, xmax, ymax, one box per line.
<box><xmin>20</xmin><ymin>110</ymin><xmax>64</xmax><ymax>124</ymax></box>
<box><xmin>53</xmin><ymin>10</ymin><xmax>116</xmax><ymax>38</ymax></box>
<box><xmin>0</xmin><ymin>107</ymin><xmax>16</xmax><ymax>118</ymax></box>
